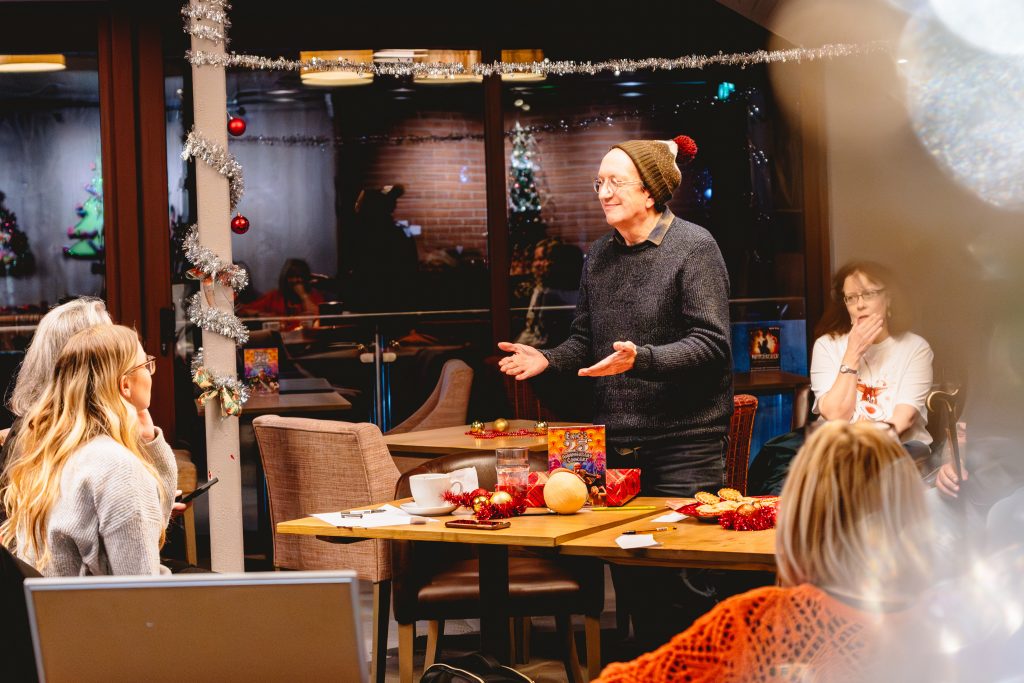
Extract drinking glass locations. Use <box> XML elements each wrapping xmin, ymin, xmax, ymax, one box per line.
<box><xmin>495</xmin><ymin>447</ymin><xmax>529</xmax><ymax>496</ymax></box>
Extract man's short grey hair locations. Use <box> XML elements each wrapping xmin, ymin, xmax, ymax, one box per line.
<box><xmin>9</xmin><ymin>297</ymin><xmax>113</xmax><ymax>417</ymax></box>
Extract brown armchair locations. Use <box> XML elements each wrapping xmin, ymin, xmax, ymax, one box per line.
<box><xmin>393</xmin><ymin>451</ymin><xmax>603</xmax><ymax>683</ymax></box>
<box><xmin>252</xmin><ymin>415</ymin><xmax>399</xmax><ymax>683</ymax></box>
<box><xmin>388</xmin><ymin>359</ymin><xmax>474</xmax><ymax>434</ymax></box>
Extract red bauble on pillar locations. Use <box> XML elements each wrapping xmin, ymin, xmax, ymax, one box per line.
<box><xmin>227</xmin><ymin>116</ymin><xmax>247</xmax><ymax>137</ymax></box>
<box><xmin>230</xmin><ymin>214</ymin><xmax>250</xmax><ymax>234</ymax></box>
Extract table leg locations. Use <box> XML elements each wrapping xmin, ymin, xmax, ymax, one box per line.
<box><xmin>477</xmin><ymin>544</ymin><xmax>511</xmax><ymax>662</ymax></box>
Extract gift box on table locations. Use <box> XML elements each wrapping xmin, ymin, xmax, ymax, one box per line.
<box><xmin>525</xmin><ymin>471</ymin><xmax>549</xmax><ymax>507</ymax></box>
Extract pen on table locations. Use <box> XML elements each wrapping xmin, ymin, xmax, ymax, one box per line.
<box><xmin>590</xmin><ymin>505</ymin><xmax>657</xmax><ymax>512</ymax></box>
<box><xmin>622</xmin><ymin>526</ymin><xmax>676</xmax><ymax>535</ymax></box>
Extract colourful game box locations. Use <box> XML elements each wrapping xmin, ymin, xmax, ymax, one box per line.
<box><xmin>547</xmin><ymin>425</ymin><xmax>606</xmax><ymax>496</ymax></box>
<box><xmin>243</xmin><ymin>348</ymin><xmax>280</xmax><ymax>393</ymax></box>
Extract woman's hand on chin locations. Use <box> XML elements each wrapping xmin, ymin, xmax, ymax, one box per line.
<box><xmin>137</xmin><ymin>408</ymin><xmax>157</xmax><ymax>442</ymax></box>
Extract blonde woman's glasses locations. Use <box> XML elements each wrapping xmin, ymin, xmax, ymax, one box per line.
<box><xmin>125</xmin><ymin>355</ymin><xmax>156</xmax><ymax>377</ymax></box>
<box><xmin>842</xmin><ymin>288</ymin><xmax>885</xmax><ymax>306</ymax></box>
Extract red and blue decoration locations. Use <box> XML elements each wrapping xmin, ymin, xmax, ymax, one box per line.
<box><xmin>227</xmin><ymin>116</ymin><xmax>247</xmax><ymax>137</ymax></box>
<box><xmin>230</xmin><ymin>213</ymin><xmax>250</xmax><ymax>235</ymax></box>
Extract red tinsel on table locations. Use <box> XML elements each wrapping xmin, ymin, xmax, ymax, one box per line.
<box><xmin>464</xmin><ymin>429</ymin><xmax>542</xmax><ymax>438</ymax></box>
<box><xmin>718</xmin><ymin>504</ymin><xmax>777</xmax><ymax>531</ymax></box>
<box><xmin>443</xmin><ymin>488</ymin><xmax>528</xmax><ymax>520</ymax></box>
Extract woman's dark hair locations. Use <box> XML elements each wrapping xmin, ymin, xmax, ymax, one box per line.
<box><xmin>814</xmin><ymin>260</ymin><xmax>909</xmax><ymax>339</ymax></box>
<box><xmin>278</xmin><ymin>258</ymin><xmax>313</xmax><ymax>304</ymax></box>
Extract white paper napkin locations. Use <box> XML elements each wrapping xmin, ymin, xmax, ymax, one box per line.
<box><xmin>615</xmin><ymin>534</ymin><xmax>660</xmax><ymax>549</ymax></box>
<box><xmin>652</xmin><ymin>511</ymin><xmax>687</xmax><ymax>523</ymax></box>
<box><xmin>448</xmin><ymin>466</ymin><xmax>479</xmax><ymax>495</ymax></box>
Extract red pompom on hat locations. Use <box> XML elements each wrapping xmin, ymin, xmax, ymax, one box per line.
<box><xmin>673</xmin><ymin>134</ymin><xmax>698</xmax><ymax>163</ymax></box>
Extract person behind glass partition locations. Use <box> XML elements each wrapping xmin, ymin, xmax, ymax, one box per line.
<box><xmin>238</xmin><ymin>258</ymin><xmax>323</xmax><ymax>330</ymax></box>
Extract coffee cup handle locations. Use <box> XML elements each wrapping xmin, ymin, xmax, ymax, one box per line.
<box><xmin>449</xmin><ymin>481</ymin><xmax>464</xmax><ymax>496</ymax></box>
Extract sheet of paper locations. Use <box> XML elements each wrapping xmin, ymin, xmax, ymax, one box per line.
<box><xmin>615</xmin><ymin>534</ymin><xmax>660</xmax><ymax>549</ymax></box>
<box><xmin>652</xmin><ymin>511</ymin><xmax>687</xmax><ymax>523</ymax></box>
<box><xmin>312</xmin><ymin>504</ymin><xmax>438</xmax><ymax>527</ymax></box>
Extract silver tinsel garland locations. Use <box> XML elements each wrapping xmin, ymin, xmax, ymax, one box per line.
<box><xmin>181</xmin><ymin>129</ymin><xmax>245</xmax><ymax>211</ymax></box>
<box><xmin>191</xmin><ymin>347</ymin><xmax>251</xmax><ymax>411</ymax></box>
<box><xmin>185</xmin><ymin>42</ymin><xmax>886</xmax><ymax>79</ymax></box>
<box><xmin>187</xmin><ymin>293</ymin><xmax>250</xmax><ymax>345</ymax></box>
<box><xmin>182</xmin><ymin>0</ymin><xmax>231</xmax><ymax>45</ymax></box>
<box><xmin>183</xmin><ymin>225</ymin><xmax>249</xmax><ymax>291</ymax></box>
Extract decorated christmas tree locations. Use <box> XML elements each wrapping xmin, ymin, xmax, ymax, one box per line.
<box><xmin>64</xmin><ymin>161</ymin><xmax>104</xmax><ymax>260</ymax></box>
<box><xmin>507</xmin><ymin>122</ymin><xmax>548</xmax><ymax>279</ymax></box>
<box><xmin>0</xmin><ymin>190</ymin><xmax>36</xmax><ymax>277</ymax></box>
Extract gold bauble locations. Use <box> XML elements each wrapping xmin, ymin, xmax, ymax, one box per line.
<box><xmin>493</xmin><ymin>417</ymin><xmax>509</xmax><ymax>432</ymax></box>
<box><xmin>489</xmin><ymin>490</ymin><xmax>513</xmax><ymax>505</ymax></box>
<box><xmin>470</xmin><ymin>420</ymin><xmax>485</xmax><ymax>434</ymax></box>
<box><xmin>471</xmin><ymin>494</ymin><xmax>490</xmax><ymax>513</ymax></box>
<box><xmin>543</xmin><ymin>469</ymin><xmax>589</xmax><ymax>514</ymax></box>
<box><xmin>535</xmin><ymin>420</ymin><xmax>548</xmax><ymax>433</ymax></box>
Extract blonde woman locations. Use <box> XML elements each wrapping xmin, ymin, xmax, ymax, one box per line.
<box><xmin>594</xmin><ymin>421</ymin><xmax>933</xmax><ymax>683</ymax></box>
<box><xmin>1</xmin><ymin>325</ymin><xmax>177</xmax><ymax>576</ymax></box>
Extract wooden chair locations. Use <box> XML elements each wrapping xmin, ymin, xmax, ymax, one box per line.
<box><xmin>726</xmin><ymin>394</ymin><xmax>759</xmax><ymax>494</ymax></box>
<box><xmin>388</xmin><ymin>359</ymin><xmax>473</xmax><ymax>434</ymax></box>
<box><xmin>253</xmin><ymin>415</ymin><xmax>400</xmax><ymax>683</ymax></box>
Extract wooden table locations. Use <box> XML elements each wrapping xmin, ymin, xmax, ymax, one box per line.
<box><xmin>559</xmin><ymin>508</ymin><xmax>776</xmax><ymax>571</ymax></box>
<box><xmin>196</xmin><ymin>389</ymin><xmax>351</xmax><ymax>417</ymax></box>
<box><xmin>277</xmin><ymin>497</ymin><xmax>661</xmax><ymax>662</ymax></box>
<box><xmin>383</xmin><ymin>419</ymin><xmax>584</xmax><ymax>456</ymax></box>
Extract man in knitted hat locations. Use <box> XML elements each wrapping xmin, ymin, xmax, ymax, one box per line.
<box><xmin>499</xmin><ymin>135</ymin><xmax>732</xmax><ymax>646</ymax></box>
<box><xmin>499</xmin><ymin>134</ymin><xmax>732</xmax><ymax>496</ymax></box>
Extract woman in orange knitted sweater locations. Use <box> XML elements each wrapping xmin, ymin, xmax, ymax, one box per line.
<box><xmin>594</xmin><ymin>421</ymin><xmax>933</xmax><ymax>683</ymax></box>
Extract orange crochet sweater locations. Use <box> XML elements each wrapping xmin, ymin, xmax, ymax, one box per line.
<box><xmin>594</xmin><ymin>584</ymin><xmax>881</xmax><ymax>683</ymax></box>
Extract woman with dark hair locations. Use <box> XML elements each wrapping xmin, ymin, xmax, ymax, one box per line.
<box><xmin>239</xmin><ymin>258</ymin><xmax>323</xmax><ymax>329</ymax></box>
<box><xmin>811</xmin><ymin>260</ymin><xmax>933</xmax><ymax>453</ymax></box>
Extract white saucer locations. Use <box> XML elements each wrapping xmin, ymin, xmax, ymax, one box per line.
<box><xmin>400</xmin><ymin>501</ymin><xmax>457</xmax><ymax>516</ymax></box>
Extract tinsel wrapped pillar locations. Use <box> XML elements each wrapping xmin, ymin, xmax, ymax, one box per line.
<box><xmin>188</xmin><ymin>0</ymin><xmax>243</xmax><ymax>572</ymax></box>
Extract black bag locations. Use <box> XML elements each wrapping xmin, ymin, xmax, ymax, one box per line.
<box><xmin>419</xmin><ymin>653</ymin><xmax>534</xmax><ymax>683</ymax></box>
<box><xmin>746</xmin><ymin>429</ymin><xmax>806</xmax><ymax>495</ymax></box>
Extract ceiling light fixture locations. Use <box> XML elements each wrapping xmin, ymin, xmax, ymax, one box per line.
<box><xmin>300</xmin><ymin>50</ymin><xmax>373</xmax><ymax>87</ymax></box>
<box><xmin>501</xmin><ymin>49</ymin><xmax>545</xmax><ymax>82</ymax></box>
<box><xmin>0</xmin><ymin>54</ymin><xmax>66</xmax><ymax>73</ymax></box>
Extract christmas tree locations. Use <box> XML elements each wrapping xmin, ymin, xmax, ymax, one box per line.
<box><xmin>0</xmin><ymin>190</ymin><xmax>36</xmax><ymax>277</ymax></box>
<box><xmin>507</xmin><ymin>122</ymin><xmax>548</xmax><ymax>280</ymax></box>
<box><xmin>63</xmin><ymin>161</ymin><xmax>104</xmax><ymax>260</ymax></box>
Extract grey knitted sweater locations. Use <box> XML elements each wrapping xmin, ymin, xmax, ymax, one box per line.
<box><xmin>541</xmin><ymin>212</ymin><xmax>733</xmax><ymax>444</ymax></box>
<box><xmin>17</xmin><ymin>430</ymin><xmax>177</xmax><ymax>576</ymax></box>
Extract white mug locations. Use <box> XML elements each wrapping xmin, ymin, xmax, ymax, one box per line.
<box><xmin>409</xmin><ymin>473</ymin><xmax>456</xmax><ymax>507</ymax></box>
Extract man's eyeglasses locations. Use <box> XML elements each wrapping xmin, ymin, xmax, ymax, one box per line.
<box><xmin>125</xmin><ymin>355</ymin><xmax>157</xmax><ymax>377</ymax></box>
<box><xmin>593</xmin><ymin>177</ymin><xmax>643</xmax><ymax>194</ymax></box>
<box><xmin>842</xmin><ymin>289</ymin><xmax>885</xmax><ymax>306</ymax></box>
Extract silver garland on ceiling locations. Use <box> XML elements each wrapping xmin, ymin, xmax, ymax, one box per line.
<box><xmin>186</xmin><ymin>42</ymin><xmax>887</xmax><ymax>79</ymax></box>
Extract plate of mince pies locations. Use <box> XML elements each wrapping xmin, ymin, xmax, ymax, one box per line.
<box><xmin>676</xmin><ymin>488</ymin><xmax>780</xmax><ymax>523</ymax></box>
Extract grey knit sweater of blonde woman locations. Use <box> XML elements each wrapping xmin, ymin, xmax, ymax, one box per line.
<box><xmin>16</xmin><ymin>429</ymin><xmax>177</xmax><ymax>576</ymax></box>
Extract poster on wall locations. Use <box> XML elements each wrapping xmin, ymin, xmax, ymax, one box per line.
<box><xmin>748</xmin><ymin>325</ymin><xmax>781</xmax><ymax>372</ymax></box>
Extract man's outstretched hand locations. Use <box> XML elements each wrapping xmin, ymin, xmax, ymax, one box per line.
<box><xmin>497</xmin><ymin>342</ymin><xmax>550</xmax><ymax>380</ymax></box>
<box><xmin>578</xmin><ymin>341</ymin><xmax>637</xmax><ymax>377</ymax></box>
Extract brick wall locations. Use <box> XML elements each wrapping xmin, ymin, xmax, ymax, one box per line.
<box><xmin>350</xmin><ymin>107</ymin><xmax>700</xmax><ymax>257</ymax></box>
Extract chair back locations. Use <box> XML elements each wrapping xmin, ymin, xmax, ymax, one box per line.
<box><xmin>726</xmin><ymin>394</ymin><xmax>759</xmax><ymax>493</ymax></box>
<box><xmin>252</xmin><ymin>415</ymin><xmax>399</xmax><ymax>581</ymax></box>
<box><xmin>388</xmin><ymin>359</ymin><xmax>473</xmax><ymax>434</ymax></box>
<box><xmin>791</xmin><ymin>384</ymin><xmax>812</xmax><ymax>431</ymax></box>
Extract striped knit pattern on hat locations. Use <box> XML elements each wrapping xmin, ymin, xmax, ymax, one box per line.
<box><xmin>613</xmin><ymin>138</ymin><xmax>682</xmax><ymax>205</ymax></box>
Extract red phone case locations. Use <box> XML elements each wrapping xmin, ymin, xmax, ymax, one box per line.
<box><xmin>445</xmin><ymin>520</ymin><xmax>511</xmax><ymax>530</ymax></box>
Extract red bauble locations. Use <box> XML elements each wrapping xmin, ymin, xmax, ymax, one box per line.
<box><xmin>230</xmin><ymin>214</ymin><xmax>250</xmax><ymax>234</ymax></box>
<box><xmin>227</xmin><ymin>116</ymin><xmax>247</xmax><ymax>137</ymax></box>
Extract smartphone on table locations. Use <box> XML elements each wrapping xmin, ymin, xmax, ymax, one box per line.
<box><xmin>445</xmin><ymin>519</ymin><xmax>511</xmax><ymax>530</ymax></box>
<box><xmin>176</xmin><ymin>477</ymin><xmax>219</xmax><ymax>504</ymax></box>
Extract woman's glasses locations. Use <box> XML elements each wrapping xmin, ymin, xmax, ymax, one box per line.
<box><xmin>125</xmin><ymin>355</ymin><xmax>156</xmax><ymax>377</ymax></box>
<box><xmin>842</xmin><ymin>288</ymin><xmax>885</xmax><ymax>306</ymax></box>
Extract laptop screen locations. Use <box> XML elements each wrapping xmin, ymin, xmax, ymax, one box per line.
<box><xmin>24</xmin><ymin>571</ymin><xmax>365</xmax><ymax>683</ymax></box>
